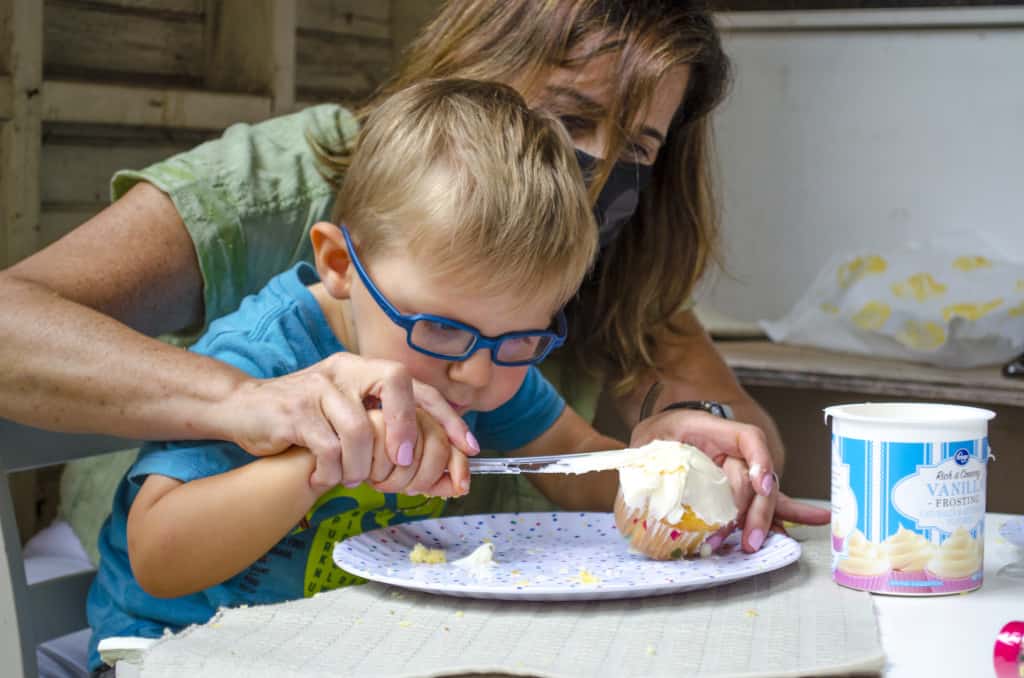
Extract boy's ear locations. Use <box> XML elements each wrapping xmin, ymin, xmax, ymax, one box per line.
<box><xmin>310</xmin><ymin>222</ymin><xmax>353</xmax><ymax>299</ymax></box>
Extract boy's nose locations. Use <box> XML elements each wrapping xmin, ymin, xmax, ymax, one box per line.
<box><xmin>448</xmin><ymin>349</ymin><xmax>493</xmax><ymax>388</ymax></box>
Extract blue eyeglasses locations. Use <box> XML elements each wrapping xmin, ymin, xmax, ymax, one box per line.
<box><xmin>339</xmin><ymin>224</ymin><xmax>566</xmax><ymax>366</ymax></box>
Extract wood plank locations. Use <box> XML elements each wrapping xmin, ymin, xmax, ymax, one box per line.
<box><xmin>205</xmin><ymin>0</ymin><xmax>295</xmax><ymax>112</ymax></box>
<box><xmin>75</xmin><ymin>0</ymin><xmax>203</xmax><ymax>14</ymax></box>
<box><xmin>0</xmin><ymin>1</ymin><xmax>10</xmax><ymax>74</ymax></box>
<box><xmin>38</xmin><ymin>207</ymin><xmax>100</xmax><ymax>249</ymax></box>
<box><xmin>717</xmin><ymin>340</ymin><xmax>1024</xmax><ymax>407</ymax></box>
<box><xmin>718</xmin><ymin>1</ymin><xmax>1024</xmax><ymax>10</ymax></box>
<box><xmin>41</xmin><ymin>134</ymin><xmax>200</xmax><ymax>205</ymax></box>
<box><xmin>44</xmin><ymin>0</ymin><xmax>205</xmax><ymax>87</ymax></box>
<box><xmin>296</xmin><ymin>30</ymin><xmax>392</xmax><ymax>104</ymax></box>
<box><xmin>0</xmin><ymin>0</ymin><xmax>42</xmax><ymax>268</ymax></box>
<box><xmin>299</xmin><ymin>0</ymin><xmax>390</xmax><ymax>39</ymax></box>
<box><xmin>390</xmin><ymin>0</ymin><xmax>442</xmax><ymax>62</ymax></box>
<box><xmin>717</xmin><ymin>6</ymin><xmax>1024</xmax><ymax>30</ymax></box>
<box><xmin>0</xmin><ymin>76</ymin><xmax>11</xmax><ymax>120</ymax></box>
<box><xmin>40</xmin><ymin>80</ymin><xmax>271</xmax><ymax>130</ymax></box>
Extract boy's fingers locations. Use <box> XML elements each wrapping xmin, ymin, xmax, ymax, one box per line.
<box><xmin>406</xmin><ymin>431</ymin><xmax>450</xmax><ymax>496</ymax></box>
<box><xmin>411</xmin><ymin>382</ymin><xmax>479</xmax><ymax>456</ymax></box>
<box><xmin>447</xmin><ymin>446</ymin><xmax>470</xmax><ymax>496</ymax></box>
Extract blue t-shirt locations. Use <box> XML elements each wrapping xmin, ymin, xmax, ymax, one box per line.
<box><xmin>86</xmin><ymin>263</ymin><xmax>565</xmax><ymax>669</ymax></box>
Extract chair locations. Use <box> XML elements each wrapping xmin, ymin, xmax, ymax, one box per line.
<box><xmin>0</xmin><ymin>417</ymin><xmax>137</xmax><ymax>678</ymax></box>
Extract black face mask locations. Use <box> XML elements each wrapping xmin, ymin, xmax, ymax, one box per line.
<box><xmin>575</xmin><ymin>148</ymin><xmax>654</xmax><ymax>248</ymax></box>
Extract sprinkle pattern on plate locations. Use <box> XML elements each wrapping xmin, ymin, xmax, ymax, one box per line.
<box><xmin>333</xmin><ymin>512</ymin><xmax>801</xmax><ymax>601</ymax></box>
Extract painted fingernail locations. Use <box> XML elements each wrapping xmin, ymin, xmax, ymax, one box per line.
<box><xmin>748</xmin><ymin>528</ymin><xmax>765</xmax><ymax>551</ymax></box>
<box><xmin>466</xmin><ymin>431</ymin><xmax>480</xmax><ymax>453</ymax></box>
<box><xmin>397</xmin><ymin>441</ymin><xmax>414</xmax><ymax>466</ymax></box>
<box><xmin>761</xmin><ymin>472</ymin><xmax>775</xmax><ymax>495</ymax></box>
<box><xmin>344</xmin><ymin>480</ymin><xmax>362</xmax><ymax>488</ymax></box>
<box><xmin>706</xmin><ymin>534</ymin><xmax>724</xmax><ymax>552</ymax></box>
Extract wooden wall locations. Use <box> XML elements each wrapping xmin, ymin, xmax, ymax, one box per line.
<box><xmin>1</xmin><ymin>0</ymin><xmax>443</xmax><ymax>270</ymax></box>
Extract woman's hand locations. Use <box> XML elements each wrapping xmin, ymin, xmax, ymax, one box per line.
<box><xmin>712</xmin><ymin>457</ymin><xmax>829</xmax><ymax>552</ymax></box>
<box><xmin>221</xmin><ymin>353</ymin><xmax>479</xmax><ymax>492</ymax></box>
<box><xmin>631</xmin><ymin>408</ymin><xmax>777</xmax><ymax>499</ymax></box>
<box><xmin>629</xmin><ymin>409</ymin><xmax>830</xmax><ymax>551</ymax></box>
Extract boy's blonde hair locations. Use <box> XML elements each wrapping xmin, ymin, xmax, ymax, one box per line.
<box><xmin>314</xmin><ymin>1</ymin><xmax>730</xmax><ymax>393</ymax></box>
<box><xmin>333</xmin><ymin>79</ymin><xmax>596</xmax><ymax>311</ymax></box>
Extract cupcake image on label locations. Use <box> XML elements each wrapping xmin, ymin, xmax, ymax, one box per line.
<box><xmin>883</xmin><ymin>526</ymin><xmax>936</xmax><ymax>593</ymax></box>
<box><xmin>830</xmin><ymin>438</ymin><xmax>857</xmax><ymax>554</ymax></box>
<box><xmin>834</xmin><ymin>530</ymin><xmax>890</xmax><ymax>591</ymax></box>
<box><xmin>925</xmin><ymin>526</ymin><xmax>983</xmax><ymax>593</ymax></box>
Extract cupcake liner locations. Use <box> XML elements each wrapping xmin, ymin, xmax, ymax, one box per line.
<box><xmin>613</xmin><ymin>492</ymin><xmax>718</xmax><ymax>561</ymax></box>
<box><xmin>885</xmin><ymin>569</ymin><xmax>934</xmax><ymax>594</ymax></box>
<box><xmin>833</xmin><ymin>567</ymin><xmax>891</xmax><ymax>592</ymax></box>
<box><xmin>924</xmin><ymin>569</ymin><xmax>982</xmax><ymax>594</ymax></box>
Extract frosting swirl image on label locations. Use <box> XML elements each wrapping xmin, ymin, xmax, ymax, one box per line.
<box><xmin>884</xmin><ymin>526</ymin><xmax>935</xmax><ymax>571</ymax></box>
<box><xmin>926</xmin><ymin>526</ymin><xmax>982</xmax><ymax>579</ymax></box>
<box><xmin>837</xmin><ymin>531</ymin><xmax>890</xmax><ymax>576</ymax></box>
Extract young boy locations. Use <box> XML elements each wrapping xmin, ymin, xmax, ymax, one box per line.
<box><xmin>86</xmin><ymin>79</ymin><xmax>624</xmax><ymax>673</ymax></box>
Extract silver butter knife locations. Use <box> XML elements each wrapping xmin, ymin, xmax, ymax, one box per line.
<box><xmin>467</xmin><ymin>450</ymin><xmax>627</xmax><ymax>475</ymax></box>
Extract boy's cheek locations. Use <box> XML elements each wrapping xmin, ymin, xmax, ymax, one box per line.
<box><xmin>476</xmin><ymin>366</ymin><xmax>530</xmax><ymax>412</ymax></box>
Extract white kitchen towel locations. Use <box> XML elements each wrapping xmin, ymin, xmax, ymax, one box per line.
<box><xmin>137</xmin><ymin>525</ymin><xmax>884</xmax><ymax>678</ymax></box>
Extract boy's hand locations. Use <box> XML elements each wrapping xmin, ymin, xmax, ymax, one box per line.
<box><xmin>222</xmin><ymin>353</ymin><xmax>479</xmax><ymax>492</ymax></box>
<box><xmin>369</xmin><ymin>408</ymin><xmax>471</xmax><ymax>498</ymax></box>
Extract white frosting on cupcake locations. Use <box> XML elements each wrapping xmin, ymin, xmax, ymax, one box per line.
<box><xmin>555</xmin><ymin>440</ymin><xmax>737</xmax><ymax>526</ymax></box>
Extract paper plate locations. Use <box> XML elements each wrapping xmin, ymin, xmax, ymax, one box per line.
<box><xmin>334</xmin><ymin>511</ymin><xmax>801</xmax><ymax>601</ymax></box>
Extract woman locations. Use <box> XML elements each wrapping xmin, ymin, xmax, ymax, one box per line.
<box><xmin>0</xmin><ymin>0</ymin><xmax>828</xmax><ymax>554</ymax></box>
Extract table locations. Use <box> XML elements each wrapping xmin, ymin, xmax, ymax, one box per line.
<box><xmin>876</xmin><ymin>512</ymin><xmax>1023</xmax><ymax>677</ymax></box>
<box><xmin>119</xmin><ymin>510</ymin><xmax>1024</xmax><ymax>677</ymax></box>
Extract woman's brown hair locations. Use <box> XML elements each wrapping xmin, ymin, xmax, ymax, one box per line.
<box><xmin>310</xmin><ymin>0</ymin><xmax>731</xmax><ymax>394</ymax></box>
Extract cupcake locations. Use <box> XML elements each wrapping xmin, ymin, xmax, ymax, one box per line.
<box><xmin>557</xmin><ymin>440</ymin><xmax>736</xmax><ymax>560</ymax></box>
<box><xmin>834</xmin><ymin>530</ymin><xmax>890</xmax><ymax>591</ymax></box>
<box><xmin>882</xmin><ymin>526</ymin><xmax>935</xmax><ymax>593</ymax></box>
<box><xmin>925</xmin><ymin>527</ymin><xmax>983</xmax><ymax>594</ymax></box>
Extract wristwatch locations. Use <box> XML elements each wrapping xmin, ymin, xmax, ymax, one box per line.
<box><xmin>638</xmin><ymin>382</ymin><xmax>734</xmax><ymax>421</ymax></box>
<box><xmin>660</xmin><ymin>400</ymin><xmax>734</xmax><ymax>420</ymax></box>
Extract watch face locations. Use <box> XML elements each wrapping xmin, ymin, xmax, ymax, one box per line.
<box><xmin>659</xmin><ymin>400</ymin><xmax>732</xmax><ymax>420</ymax></box>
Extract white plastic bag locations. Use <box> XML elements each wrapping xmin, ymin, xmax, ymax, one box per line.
<box><xmin>762</xmin><ymin>238</ymin><xmax>1024</xmax><ymax>368</ymax></box>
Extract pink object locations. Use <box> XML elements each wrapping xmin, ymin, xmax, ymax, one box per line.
<box><xmin>885</xmin><ymin>570</ymin><xmax>933</xmax><ymax>594</ymax></box>
<box><xmin>832</xmin><ymin>568</ymin><xmax>891</xmax><ymax>592</ymax></box>
<box><xmin>925</xmin><ymin>570</ymin><xmax>982</xmax><ymax>594</ymax></box>
<box><xmin>831</xmin><ymin>534</ymin><xmax>844</xmax><ymax>553</ymax></box>
<box><xmin>994</xmin><ymin>621</ymin><xmax>1024</xmax><ymax>678</ymax></box>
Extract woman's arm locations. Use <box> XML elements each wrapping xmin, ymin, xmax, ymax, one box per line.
<box><xmin>0</xmin><ymin>182</ymin><xmax>225</xmax><ymax>438</ymax></box>
<box><xmin>614</xmin><ymin>309</ymin><xmax>786</xmax><ymax>472</ymax></box>
<box><xmin>0</xmin><ymin>184</ymin><xmax>474</xmax><ymax>489</ymax></box>
<box><xmin>127</xmin><ymin>447</ymin><xmax>321</xmax><ymax>598</ymax></box>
